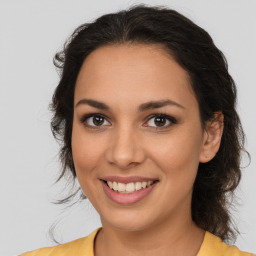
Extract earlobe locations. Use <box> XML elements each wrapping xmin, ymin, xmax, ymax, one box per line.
<box><xmin>199</xmin><ymin>112</ymin><xmax>224</xmax><ymax>163</ymax></box>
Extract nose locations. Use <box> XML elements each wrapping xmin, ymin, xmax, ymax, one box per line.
<box><xmin>105</xmin><ymin>125</ymin><xmax>146</xmax><ymax>169</ymax></box>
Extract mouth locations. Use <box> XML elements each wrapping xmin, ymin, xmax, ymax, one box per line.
<box><xmin>100</xmin><ymin>177</ymin><xmax>159</xmax><ymax>205</ymax></box>
<box><xmin>101</xmin><ymin>179</ymin><xmax>159</xmax><ymax>193</ymax></box>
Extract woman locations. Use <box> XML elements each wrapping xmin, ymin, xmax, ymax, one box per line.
<box><xmin>21</xmin><ymin>5</ymin><xmax>254</xmax><ymax>256</ymax></box>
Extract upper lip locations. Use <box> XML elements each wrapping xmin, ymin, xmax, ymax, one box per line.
<box><xmin>100</xmin><ymin>176</ymin><xmax>159</xmax><ymax>184</ymax></box>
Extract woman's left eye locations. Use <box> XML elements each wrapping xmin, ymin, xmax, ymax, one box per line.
<box><xmin>145</xmin><ymin>114</ymin><xmax>177</xmax><ymax>129</ymax></box>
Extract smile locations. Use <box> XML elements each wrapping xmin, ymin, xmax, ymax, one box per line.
<box><xmin>105</xmin><ymin>180</ymin><xmax>156</xmax><ymax>193</ymax></box>
<box><xmin>100</xmin><ymin>177</ymin><xmax>159</xmax><ymax>204</ymax></box>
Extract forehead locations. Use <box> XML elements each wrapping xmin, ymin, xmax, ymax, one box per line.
<box><xmin>74</xmin><ymin>43</ymin><xmax>197</xmax><ymax>110</ymax></box>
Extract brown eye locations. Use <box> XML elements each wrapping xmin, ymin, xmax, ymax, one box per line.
<box><xmin>154</xmin><ymin>116</ymin><xmax>167</xmax><ymax>127</ymax></box>
<box><xmin>92</xmin><ymin>116</ymin><xmax>104</xmax><ymax>126</ymax></box>
<box><xmin>81</xmin><ymin>114</ymin><xmax>111</xmax><ymax>128</ymax></box>
<box><xmin>146</xmin><ymin>114</ymin><xmax>177</xmax><ymax>129</ymax></box>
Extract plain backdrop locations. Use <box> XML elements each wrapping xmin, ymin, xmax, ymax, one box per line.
<box><xmin>0</xmin><ymin>0</ymin><xmax>255</xmax><ymax>255</ymax></box>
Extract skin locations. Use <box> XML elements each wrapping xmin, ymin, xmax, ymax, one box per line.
<box><xmin>72</xmin><ymin>43</ymin><xmax>223</xmax><ymax>256</ymax></box>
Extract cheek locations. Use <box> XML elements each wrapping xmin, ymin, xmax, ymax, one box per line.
<box><xmin>71</xmin><ymin>124</ymin><xmax>105</xmax><ymax>179</ymax></box>
<box><xmin>71</xmin><ymin>130</ymin><xmax>106</xmax><ymax>202</ymax></box>
<box><xmin>149</xmin><ymin>127</ymin><xmax>203</xmax><ymax>182</ymax></box>
<box><xmin>145</xmin><ymin>131</ymin><xmax>203</xmax><ymax>213</ymax></box>
<box><xmin>72</xmin><ymin>142</ymin><xmax>100</xmax><ymax>171</ymax></box>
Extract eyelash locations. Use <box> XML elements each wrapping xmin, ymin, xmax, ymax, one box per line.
<box><xmin>80</xmin><ymin>113</ymin><xmax>177</xmax><ymax>130</ymax></box>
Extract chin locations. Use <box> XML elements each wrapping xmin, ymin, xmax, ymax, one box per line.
<box><xmin>109</xmin><ymin>221</ymin><xmax>150</xmax><ymax>232</ymax></box>
<box><xmin>100</xmin><ymin>208</ymin><xmax>160</xmax><ymax>232</ymax></box>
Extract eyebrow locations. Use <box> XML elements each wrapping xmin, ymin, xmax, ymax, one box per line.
<box><xmin>75</xmin><ymin>98</ymin><xmax>185</xmax><ymax>111</ymax></box>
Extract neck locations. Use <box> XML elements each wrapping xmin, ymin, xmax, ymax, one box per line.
<box><xmin>94</xmin><ymin>213</ymin><xmax>205</xmax><ymax>256</ymax></box>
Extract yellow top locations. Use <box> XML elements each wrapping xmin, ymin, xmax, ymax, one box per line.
<box><xmin>20</xmin><ymin>228</ymin><xmax>254</xmax><ymax>256</ymax></box>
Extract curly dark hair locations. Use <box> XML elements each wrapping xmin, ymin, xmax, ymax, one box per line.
<box><xmin>51</xmin><ymin>5</ymin><xmax>246</xmax><ymax>242</ymax></box>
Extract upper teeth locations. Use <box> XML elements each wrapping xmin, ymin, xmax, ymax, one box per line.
<box><xmin>107</xmin><ymin>181</ymin><xmax>154</xmax><ymax>193</ymax></box>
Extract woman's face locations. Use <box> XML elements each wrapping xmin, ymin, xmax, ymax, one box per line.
<box><xmin>72</xmin><ymin>44</ymin><xmax>209</xmax><ymax>231</ymax></box>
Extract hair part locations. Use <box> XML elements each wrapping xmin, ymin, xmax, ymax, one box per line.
<box><xmin>51</xmin><ymin>4</ymin><xmax>247</xmax><ymax>242</ymax></box>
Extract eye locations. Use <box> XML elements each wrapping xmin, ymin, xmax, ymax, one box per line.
<box><xmin>80</xmin><ymin>114</ymin><xmax>110</xmax><ymax>128</ymax></box>
<box><xmin>145</xmin><ymin>114</ymin><xmax>177</xmax><ymax>129</ymax></box>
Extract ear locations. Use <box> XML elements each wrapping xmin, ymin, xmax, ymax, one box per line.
<box><xmin>199</xmin><ymin>112</ymin><xmax>224</xmax><ymax>163</ymax></box>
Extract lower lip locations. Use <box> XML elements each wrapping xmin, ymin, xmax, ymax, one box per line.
<box><xmin>101</xmin><ymin>180</ymin><xmax>158</xmax><ymax>205</ymax></box>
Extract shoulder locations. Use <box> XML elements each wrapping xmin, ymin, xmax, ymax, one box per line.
<box><xmin>197</xmin><ymin>231</ymin><xmax>255</xmax><ymax>256</ymax></box>
<box><xmin>19</xmin><ymin>228</ymin><xmax>101</xmax><ymax>256</ymax></box>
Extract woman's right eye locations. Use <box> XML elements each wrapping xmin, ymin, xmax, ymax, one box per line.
<box><xmin>80</xmin><ymin>114</ymin><xmax>111</xmax><ymax>128</ymax></box>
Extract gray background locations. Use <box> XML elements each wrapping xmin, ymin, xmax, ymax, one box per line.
<box><xmin>0</xmin><ymin>0</ymin><xmax>255</xmax><ymax>255</ymax></box>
